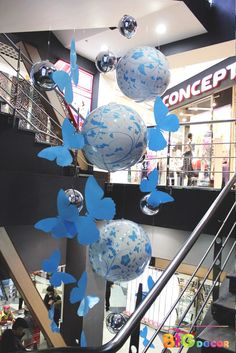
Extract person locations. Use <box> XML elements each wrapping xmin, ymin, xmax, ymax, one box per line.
<box><xmin>0</xmin><ymin>317</ymin><xmax>28</xmax><ymax>352</ymax></box>
<box><xmin>105</xmin><ymin>281</ymin><xmax>113</xmax><ymax>312</ymax></box>
<box><xmin>43</xmin><ymin>285</ymin><xmax>61</xmax><ymax>326</ymax></box>
<box><xmin>0</xmin><ymin>305</ymin><xmax>14</xmax><ymax>324</ymax></box>
<box><xmin>182</xmin><ymin>133</ymin><xmax>194</xmax><ymax>186</ymax></box>
<box><xmin>222</xmin><ymin>159</ymin><xmax>230</xmax><ymax>188</ymax></box>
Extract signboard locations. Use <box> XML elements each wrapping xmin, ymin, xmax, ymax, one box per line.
<box><xmin>162</xmin><ymin>57</ymin><xmax>236</xmax><ymax>110</ymax></box>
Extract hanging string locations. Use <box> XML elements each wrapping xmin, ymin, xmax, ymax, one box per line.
<box><xmin>47</xmin><ymin>29</ymin><xmax>51</xmax><ymax>61</ymax></box>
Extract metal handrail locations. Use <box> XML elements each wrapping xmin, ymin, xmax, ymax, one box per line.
<box><xmin>141</xmin><ymin>202</ymin><xmax>236</xmax><ymax>352</ymax></box>
<box><xmin>0</xmin><ymin>52</ymin><xmax>63</xmax><ymax>129</ymax></box>
<box><xmin>0</xmin><ymin>93</ymin><xmax>62</xmax><ymax>142</ymax></box>
<box><xmin>29</xmin><ymin>173</ymin><xmax>236</xmax><ymax>353</ymax></box>
<box><xmin>2</xmin><ymin>33</ymin><xmax>80</xmax><ymax>118</ymax></box>
<box><xmin>0</xmin><ymin>82</ymin><xmax>60</xmax><ymax>141</ymax></box>
<box><xmin>176</xmin><ymin>239</ymin><xmax>236</xmax><ymax>353</ymax></box>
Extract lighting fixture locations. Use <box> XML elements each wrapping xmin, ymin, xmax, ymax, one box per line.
<box><xmin>155</xmin><ymin>24</ymin><xmax>166</xmax><ymax>34</ymax></box>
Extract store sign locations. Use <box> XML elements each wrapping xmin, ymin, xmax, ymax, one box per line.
<box><xmin>163</xmin><ymin>57</ymin><xmax>236</xmax><ymax>109</ymax></box>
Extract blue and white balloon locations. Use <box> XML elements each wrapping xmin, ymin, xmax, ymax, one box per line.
<box><xmin>89</xmin><ymin>219</ymin><xmax>152</xmax><ymax>282</ymax></box>
<box><xmin>116</xmin><ymin>46</ymin><xmax>170</xmax><ymax>101</ymax></box>
<box><xmin>82</xmin><ymin>103</ymin><xmax>147</xmax><ymax>171</ymax></box>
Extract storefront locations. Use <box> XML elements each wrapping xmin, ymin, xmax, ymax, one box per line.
<box><xmin>110</xmin><ymin>57</ymin><xmax>236</xmax><ymax>189</ymax></box>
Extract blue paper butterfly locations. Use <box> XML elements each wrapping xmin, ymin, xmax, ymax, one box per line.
<box><xmin>70</xmin><ymin>271</ymin><xmax>87</xmax><ymax>304</ymax></box>
<box><xmin>48</xmin><ymin>306</ymin><xmax>60</xmax><ymax>333</ymax></box>
<box><xmin>52</xmin><ymin>38</ymin><xmax>78</xmax><ymax>104</ymax></box>
<box><xmin>142</xmin><ymin>275</ymin><xmax>155</xmax><ymax>299</ymax></box>
<box><xmin>38</xmin><ymin>118</ymin><xmax>84</xmax><ymax>167</ymax></box>
<box><xmin>140</xmin><ymin>326</ymin><xmax>155</xmax><ymax>349</ymax></box>
<box><xmin>148</xmin><ymin>96</ymin><xmax>179</xmax><ymax>151</ymax></box>
<box><xmin>41</xmin><ymin>249</ymin><xmax>76</xmax><ymax>287</ymax></box>
<box><xmin>140</xmin><ymin>168</ymin><xmax>174</xmax><ymax>207</ymax></box>
<box><xmin>77</xmin><ymin>295</ymin><xmax>100</xmax><ymax>317</ymax></box>
<box><xmin>80</xmin><ymin>331</ymin><xmax>87</xmax><ymax>347</ymax></box>
<box><xmin>35</xmin><ymin>189</ymin><xmax>80</xmax><ymax>239</ymax></box>
<box><xmin>75</xmin><ymin>176</ymin><xmax>116</xmax><ymax>245</ymax></box>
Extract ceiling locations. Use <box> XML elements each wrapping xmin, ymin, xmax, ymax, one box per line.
<box><xmin>0</xmin><ymin>0</ymin><xmax>207</xmax><ymax>61</ymax></box>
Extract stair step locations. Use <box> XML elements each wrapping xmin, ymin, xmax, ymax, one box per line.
<box><xmin>212</xmin><ymin>292</ymin><xmax>236</xmax><ymax>326</ymax></box>
<box><xmin>198</xmin><ymin>320</ymin><xmax>235</xmax><ymax>353</ymax></box>
<box><xmin>227</xmin><ymin>273</ymin><xmax>236</xmax><ymax>294</ymax></box>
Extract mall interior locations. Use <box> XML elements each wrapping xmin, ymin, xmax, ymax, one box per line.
<box><xmin>0</xmin><ymin>1</ymin><xmax>235</xmax><ymax>353</ymax></box>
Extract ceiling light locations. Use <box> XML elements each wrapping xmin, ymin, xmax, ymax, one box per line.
<box><xmin>155</xmin><ymin>24</ymin><xmax>167</xmax><ymax>34</ymax></box>
<box><xmin>100</xmin><ymin>44</ymin><xmax>108</xmax><ymax>51</ymax></box>
<box><xmin>212</xmin><ymin>101</ymin><xmax>217</xmax><ymax>107</ymax></box>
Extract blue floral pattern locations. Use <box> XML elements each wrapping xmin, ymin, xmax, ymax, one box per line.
<box><xmin>89</xmin><ymin>220</ymin><xmax>152</xmax><ymax>282</ymax></box>
<box><xmin>82</xmin><ymin>103</ymin><xmax>147</xmax><ymax>172</ymax></box>
<box><xmin>116</xmin><ymin>46</ymin><xmax>170</xmax><ymax>102</ymax></box>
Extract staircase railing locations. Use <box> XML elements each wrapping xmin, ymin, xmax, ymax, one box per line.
<box><xmin>28</xmin><ymin>173</ymin><xmax>235</xmax><ymax>353</ymax></box>
<box><xmin>0</xmin><ymin>34</ymin><xmax>79</xmax><ymax>144</ymax></box>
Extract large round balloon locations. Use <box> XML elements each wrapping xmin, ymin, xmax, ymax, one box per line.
<box><xmin>116</xmin><ymin>46</ymin><xmax>170</xmax><ymax>101</ymax></box>
<box><xmin>82</xmin><ymin>103</ymin><xmax>147</xmax><ymax>171</ymax></box>
<box><xmin>30</xmin><ymin>60</ymin><xmax>57</xmax><ymax>91</ymax></box>
<box><xmin>89</xmin><ymin>219</ymin><xmax>152</xmax><ymax>282</ymax></box>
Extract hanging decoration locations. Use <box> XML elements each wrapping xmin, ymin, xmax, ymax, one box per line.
<box><xmin>30</xmin><ymin>60</ymin><xmax>57</xmax><ymax>91</ymax></box>
<box><xmin>65</xmin><ymin>189</ymin><xmax>84</xmax><ymax>212</ymax></box>
<box><xmin>38</xmin><ymin>118</ymin><xmax>84</xmax><ymax>167</ymax></box>
<box><xmin>142</xmin><ymin>275</ymin><xmax>155</xmax><ymax>299</ymax></box>
<box><xmin>147</xmin><ymin>97</ymin><xmax>179</xmax><ymax>151</ymax></box>
<box><xmin>118</xmin><ymin>14</ymin><xmax>137</xmax><ymax>39</ymax></box>
<box><xmin>116</xmin><ymin>46</ymin><xmax>170</xmax><ymax>101</ymax></box>
<box><xmin>139</xmin><ymin>168</ymin><xmax>174</xmax><ymax>216</ymax></box>
<box><xmin>89</xmin><ymin>219</ymin><xmax>152</xmax><ymax>282</ymax></box>
<box><xmin>41</xmin><ymin>249</ymin><xmax>76</xmax><ymax>287</ymax></box>
<box><xmin>48</xmin><ymin>306</ymin><xmax>60</xmax><ymax>333</ymax></box>
<box><xmin>35</xmin><ymin>176</ymin><xmax>116</xmax><ymax>245</ymax></box>
<box><xmin>106</xmin><ymin>313</ymin><xmax>127</xmax><ymax>334</ymax></box>
<box><xmin>95</xmin><ymin>50</ymin><xmax>117</xmax><ymax>73</ymax></box>
<box><xmin>82</xmin><ymin>102</ymin><xmax>147</xmax><ymax>171</ymax></box>
<box><xmin>80</xmin><ymin>331</ymin><xmax>87</xmax><ymax>347</ymax></box>
<box><xmin>140</xmin><ymin>326</ymin><xmax>155</xmax><ymax>349</ymax></box>
<box><xmin>69</xmin><ymin>270</ymin><xmax>99</xmax><ymax>317</ymax></box>
<box><xmin>52</xmin><ymin>38</ymin><xmax>79</xmax><ymax>104</ymax></box>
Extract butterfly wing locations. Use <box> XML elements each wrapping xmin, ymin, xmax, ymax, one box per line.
<box><xmin>80</xmin><ymin>331</ymin><xmax>87</xmax><ymax>347</ymax></box>
<box><xmin>34</xmin><ymin>218</ymin><xmax>58</xmax><ymax>233</ymax></box>
<box><xmin>85</xmin><ymin>176</ymin><xmax>116</xmax><ymax>220</ymax></box>
<box><xmin>147</xmin><ymin>275</ymin><xmax>155</xmax><ymax>291</ymax></box>
<box><xmin>52</xmin><ymin>71</ymin><xmax>73</xmax><ymax>104</ymax></box>
<box><xmin>42</xmin><ymin>249</ymin><xmax>60</xmax><ymax>273</ymax></box>
<box><xmin>76</xmin><ymin>215</ymin><xmax>99</xmax><ymax>245</ymax></box>
<box><xmin>77</xmin><ymin>296</ymin><xmax>100</xmax><ymax>317</ymax></box>
<box><xmin>70</xmin><ymin>38</ymin><xmax>79</xmax><ymax>86</ymax></box>
<box><xmin>140</xmin><ymin>326</ymin><xmax>147</xmax><ymax>338</ymax></box>
<box><xmin>147</xmin><ymin>127</ymin><xmax>167</xmax><ymax>151</ymax></box>
<box><xmin>38</xmin><ymin>146</ymin><xmax>73</xmax><ymax>167</ymax></box>
<box><xmin>159</xmin><ymin>113</ymin><xmax>180</xmax><ymax>132</ymax></box>
<box><xmin>148</xmin><ymin>190</ymin><xmax>174</xmax><ymax>207</ymax></box>
<box><xmin>50</xmin><ymin>272</ymin><xmax>76</xmax><ymax>287</ymax></box>
<box><xmin>70</xmin><ymin>271</ymin><xmax>87</xmax><ymax>304</ymax></box>
<box><xmin>57</xmin><ymin>189</ymin><xmax>79</xmax><ymax>223</ymax></box>
<box><xmin>140</xmin><ymin>168</ymin><xmax>159</xmax><ymax>193</ymax></box>
<box><xmin>48</xmin><ymin>307</ymin><xmax>54</xmax><ymax>321</ymax></box>
<box><xmin>50</xmin><ymin>320</ymin><xmax>60</xmax><ymax>333</ymax></box>
<box><xmin>154</xmin><ymin>96</ymin><xmax>179</xmax><ymax>132</ymax></box>
<box><xmin>61</xmin><ymin>118</ymin><xmax>84</xmax><ymax>150</ymax></box>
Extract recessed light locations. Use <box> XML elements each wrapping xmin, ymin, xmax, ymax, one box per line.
<box><xmin>155</xmin><ymin>24</ymin><xmax>167</xmax><ymax>34</ymax></box>
<box><xmin>101</xmin><ymin>44</ymin><xmax>108</xmax><ymax>51</ymax></box>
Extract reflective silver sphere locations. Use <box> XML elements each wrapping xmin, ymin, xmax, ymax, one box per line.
<box><xmin>118</xmin><ymin>15</ymin><xmax>137</xmax><ymax>39</ymax></box>
<box><xmin>140</xmin><ymin>194</ymin><xmax>160</xmax><ymax>216</ymax></box>
<box><xmin>30</xmin><ymin>60</ymin><xmax>57</xmax><ymax>91</ymax></box>
<box><xmin>106</xmin><ymin>313</ymin><xmax>127</xmax><ymax>334</ymax></box>
<box><xmin>95</xmin><ymin>51</ymin><xmax>117</xmax><ymax>73</ymax></box>
<box><xmin>65</xmin><ymin>189</ymin><xmax>84</xmax><ymax>212</ymax></box>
